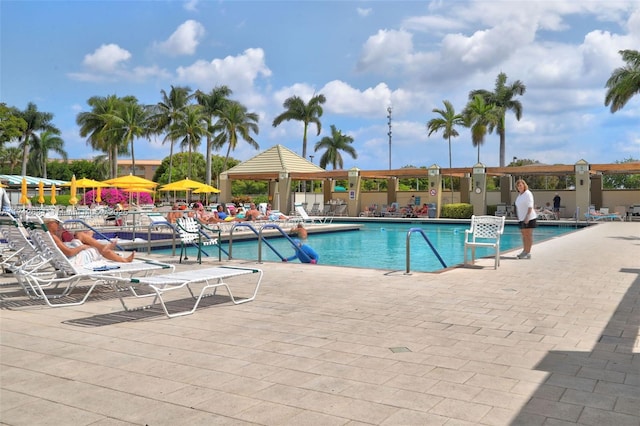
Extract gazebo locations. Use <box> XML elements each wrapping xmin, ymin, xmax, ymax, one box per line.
<box><xmin>219</xmin><ymin>145</ymin><xmax>325</xmax><ymax>213</ymax></box>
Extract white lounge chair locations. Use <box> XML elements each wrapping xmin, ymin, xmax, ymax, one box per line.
<box><xmin>464</xmin><ymin>215</ymin><xmax>505</xmax><ymax>269</ymax></box>
<box><xmin>295</xmin><ymin>205</ymin><xmax>326</xmax><ymax>224</ymax></box>
<box><xmin>17</xmin><ymin>219</ymin><xmax>174</xmax><ymax>307</ymax></box>
<box><xmin>112</xmin><ymin>266</ymin><xmax>263</xmax><ymax>318</ymax></box>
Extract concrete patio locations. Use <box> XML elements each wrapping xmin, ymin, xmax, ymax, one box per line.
<box><xmin>1</xmin><ymin>221</ymin><xmax>638</xmax><ymax>425</ymax></box>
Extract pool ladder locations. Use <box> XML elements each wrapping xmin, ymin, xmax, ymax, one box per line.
<box><xmin>405</xmin><ymin>227</ymin><xmax>447</xmax><ymax>274</ymax></box>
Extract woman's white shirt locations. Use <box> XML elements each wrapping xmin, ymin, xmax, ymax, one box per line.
<box><xmin>515</xmin><ymin>190</ymin><xmax>538</xmax><ymax>222</ymax></box>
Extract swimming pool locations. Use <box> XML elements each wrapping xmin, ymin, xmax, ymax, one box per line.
<box><xmin>166</xmin><ymin>221</ymin><xmax>581</xmax><ymax>272</ymax></box>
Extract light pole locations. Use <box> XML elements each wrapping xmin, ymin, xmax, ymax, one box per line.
<box><xmin>387</xmin><ymin>106</ymin><xmax>393</xmax><ymax>170</ymax></box>
<box><xmin>309</xmin><ymin>155</ymin><xmax>314</xmax><ymax>164</ymax></box>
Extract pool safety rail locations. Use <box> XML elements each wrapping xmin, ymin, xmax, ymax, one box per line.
<box><xmin>227</xmin><ymin>222</ymin><xmax>311</xmax><ymax>263</ymax></box>
<box><xmin>405</xmin><ymin>227</ymin><xmax>447</xmax><ymax>274</ymax></box>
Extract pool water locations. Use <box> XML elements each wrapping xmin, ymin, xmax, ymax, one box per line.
<box><xmin>170</xmin><ymin>222</ymin><xmax>580</xmax><ymax>272</ymax></box>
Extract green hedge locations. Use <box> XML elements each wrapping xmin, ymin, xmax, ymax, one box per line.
<box><xmin>441</xmin><ymin>203</ymin><xmax>473</xmax><ymax>218</ymax></box>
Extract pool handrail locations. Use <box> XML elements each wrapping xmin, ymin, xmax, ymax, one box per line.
<box><xmin>406</xmin><ymin>227</ymin><xmax>447</xmax><ymax>274</ymax></box>
<box><xmin>257</xmin><ymin>223</ymin><xmax>310</xmax><ymax>263</ymax></box>
<box><xmin>227</xmin><ymin>222</ymin><xmax>281</xmax><ymax>260</ymax></box>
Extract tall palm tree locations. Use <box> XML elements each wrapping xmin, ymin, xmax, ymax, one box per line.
<box><xmin>17</xmin><ymin>102</ymin><xmax>59</xmax><ymax>176</ymax></box>
<box><xmin>195</xmin><ymin>86</ymin><xmax>232</xmax><ymax>185</ymax></box>
<box><xmin>105</xmin><ymin>97</ymin><xmax>152</xmax><ymax>173</ymax></box>
<box><xmin>213</xmin><ymin>101</ymin><xmax>260</xmax><ymax>173</ymax></box>
<box><xmin>150</xmin><ymin>85</ymin><xmax>193</xmax><ymax>184</ymax></box>
<box><xmin>167</xmin><ymin>104</ymin><xmax>208</xmax><ymax>179</ymax></box>
<box><xmin>427</xmin><ymin>100</ymin><xmax>465</xmax><ymax>202</ymax></box>
<box><xmin>76</xmin><ymin>95</ymin><xmax>128</xmax><ymax>178</ymax></box>
<box><xmin>463</xmin><ymin>95</ymin><xmax>500</xmax><ymax>163</ymax></box>
<box><xmin>469</xmin><ymin>72</ymin><xmax>526</xmax><ymax>166</ymax></box>
<box><xmin>272</xmin><ymin>93</ymin><xmax>326</xmax><ymax>159</ymax></box>
<box><xmin>605</xmin><ymin>49</ymin><xmax>640</xmax><ymax>113</ymax></box>
<box><xmin>27</xmin><ymin>130</ymin><xmax>67</xmax><ymax>178</ymax></box>
<box><xmin>313</xmin><ymin>124</ymin><xmax>357</xmax><ymax>170</ymax></box>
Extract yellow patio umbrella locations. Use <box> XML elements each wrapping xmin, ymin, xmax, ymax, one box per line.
<box><xmin>95</xmin><ymin>187</ymin><xmax>102</xmax><ymax>203</ymax></box>
<box><xmin>38</xmin><ymin>181</ymin><xmax>45</xmax><ymax>205</ymax></box>
<box><xmin>50</xmin><ymin>184</ymin><xmax>57</xmax><ymax>205</ymax></box>
<box><xmin>19</xmin><ymin>177</ymin><xmax>28</xmax><ymax>205</ymax></box>
<box><xmin>192</xmin><ymin>183</ymin><xmax>221</xmax><ymax>205</ymax></box>
<box><xmin>66</xmin><ymin>177</ymin><xmax>109</xmax><ymax>189</ymax></box>
<box><xmin>159</xmin><ymin>178</ymin><xmax>206</xmax><ymax>191</ymax></box>
<box><xmin>68</xmin><ymin>175</ymin><xmax>78</xmax><ymax>206</ymax></box>
<box><xmin>0</xmin><ymin>182</ymin><xmax>6</xmax><ymax>188</ymax></box>
<box><xmin>103</xmin><ymin>174</ymin><xmax>157</xmax><ymax>189</ymax></box>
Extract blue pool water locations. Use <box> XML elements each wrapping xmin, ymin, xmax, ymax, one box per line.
<box><xmin>169</xmin><ymin>222</ymin><xmax>580</xmax><ymax>272</ymax></box>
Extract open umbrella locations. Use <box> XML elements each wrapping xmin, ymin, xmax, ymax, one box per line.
<box><xmin>159</xmin><ymin>178</ymin><xmax>206</xmax><ymax>191</ymax></box>
<box><xmin>95</xmin><ymin>187</ymin><xmax>102</xmax><ymax>203</ymax></box>
<box><xmin>50</xmin><ymin>184</ymin><xmax>57</xmax><ymax>205</ymax></box>
<box><xmin>68</xmin><ymin>175</ymin><xmax>78</xmax><ymax>206</ymax></box>
<box><xmin>66</xmin><ymin>177</ymin><xmax>109</xmax><ymax>189</ymax></box>
<box><xmin>38</xmin><ymin>181</ymin><xmax>45</xmax><ymax>205</ymax></box>
<box><xmin>192</xmin><ymin>184</ymin><xmax>221</xmax><ymax>205</ymax></box>
<box><xmin>19</xmin><ymin>177</ymin><xmax>28</xmax><ymax>205</ymax></box>
<box><xmin>103</xmin><ymin>174</ymin><xmax>157</xmax><ymax>189</ymax></box>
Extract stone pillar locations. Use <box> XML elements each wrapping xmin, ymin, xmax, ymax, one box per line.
<box><xmin>347</xmin><ymin>168</ymin><xmax>361</xmax><ymax>217</ymax></box>
<box><xmin>323</xmin><ymin>179</ymin><xmax>332</xmax><ymax>205</ymax></box>
<box><xmin>575</xmin><ymin>159</ymin><xmax>590</xmax><ymax>218</ymax></box>
<box><xmin>470</xmin><ymin>163</ymin><xmax>487</xmax><ymax>216</ymax></box>
<box><xmin>427</xmin><ymin>164</ymin><xmax>442</xmax><ymax>218</ymax></box>
<box><xmin>500</xmin><ymin>175</ymin><xmax>512</xmax><ymax>204</ymax></box>
<box><xmin>387</xmin><ymin>177</ymin><xmax>398</xmax><ymax>205</ymax></box>
<box><xmin>219</xmin><ymin>173</ymin><xmax>232</xmax><ymax>204</ymax></box>
<box><xmin>460</xmin><ymin>174</ymin><xmax>471</xmax><ymax>204</ymax></box>
<box><xmin>276</xmin><ymin>172</ymin><xmax>291</xmax><ymax>213</ymax></box>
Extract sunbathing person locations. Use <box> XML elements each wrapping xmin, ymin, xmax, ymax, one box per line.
<box><xmin>166</xmin><ymin>204</ymin><xmax>183</xmax><ymax>224</ymax></box>
<box><xmin>193</xmin><ymin>202</ymin><xmax>220</xmax><ymax>223</ymax></box>
<box><xmin>44</xmin><ymin>216</ymin><xmax>134</xmax><ymax>264</ymax></box>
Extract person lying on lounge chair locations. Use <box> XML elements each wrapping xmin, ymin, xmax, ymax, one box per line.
<box><xmin>44</xmin><ymin>216</ymin><xmax>134</xmax><ymax>265</ymax></box>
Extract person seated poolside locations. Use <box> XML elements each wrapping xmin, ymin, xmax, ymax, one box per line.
<box><xmin>244</xmin><ymin>203</ymin><xmax>263</xmax><ymax>221</ymax></box>
<box><xmin>415</xmin><ymin>203</ymin><xmax>429</xmax><ymax>215</ymax></box>
<box><xmin>265</xmin><ymin>204</ymin><xmax>289</xmax><ymax>220</ymax></box>
<box><xmin>166</xmin><ymin>204</ymin><xmax>183</xmax><ymax>224</ymax></box>
<box><xmin>43</xmin><ymin>216</ymin><xmax>134</xmax><ymax>265</ymax></box>
<box><xmin>283</xmin><ymin>239</ymin><xmax>318</xmax><ymax>264</ymax></box>
<box><xmin>193</xmin><ymin>202</ymin><xmax>220</xmax><ymax>223</ymax></box>
<box><xmin>215</xmin><ymin>204</ymin><xmax>228</xmax><ymax>221</ymax></box>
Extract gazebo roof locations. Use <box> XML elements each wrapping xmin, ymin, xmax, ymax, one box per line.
<box><xmin>221</xmin><ymin>144</ymin><xmax>324</xmax><ymax>180</ymax></box>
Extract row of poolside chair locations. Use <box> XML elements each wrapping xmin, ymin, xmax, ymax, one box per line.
<box><xmin>0</xmin><ymin>212</ymin><xmax>263</xmax><ymax>317</ymax></box>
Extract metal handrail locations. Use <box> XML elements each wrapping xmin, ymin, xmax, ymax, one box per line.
<box><xmin>405</xmin><ymin>227</ymin><xmax>447</xmax><ymax>274</ymax></box>
<box><xmin>227</xmin><ymin>222</ymin><xmax>281</xmax><ymax>260</ymax></box>
<box><xmin>257</xmin><ymin>223</ymin><xmax>309</xmax><ymax>263</ymax></box>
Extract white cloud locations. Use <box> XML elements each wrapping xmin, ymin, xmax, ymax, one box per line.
<box><xmin>357</xmin><ymin>7</ymin><xmax>372</xmax><ymax>17</ymax></box>
<box><xmin>176</xmin><ymin>48</ymin><xmax>272</xmax><ymax>108</ymax></box>
<box><xmin>183</xmin><ymin>0</ymin><xmax>199</xmax><ymax>12</ymax></box>
<box><xmin>82</xmin><ymin>43</ymin><xmax>131</xmax><ymax>73</ymax></box>
<box><xmin>153</xmin><ymin>20</ymin><xmax>205</xmax><ymax>56</ymax></box>
<box><xmin>357</xmin><ymin>29</ymin><xmax>415</xmax><ymax>74</ymax></box>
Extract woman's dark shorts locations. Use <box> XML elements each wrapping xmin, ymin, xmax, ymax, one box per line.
<box><xmin>519</xmin><ymin>219</ymin><xmax>537</xmax><ymax>229</ymax></box>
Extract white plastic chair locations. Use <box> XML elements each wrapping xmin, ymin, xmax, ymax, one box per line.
<box><xmin>464</xmin><ymin>215</ymin><xmax>505</xmax><ymax>269</ymax></box>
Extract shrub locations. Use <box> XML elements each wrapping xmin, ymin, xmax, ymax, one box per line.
<box><xmin>441</xmin><ymin>203</ymin><xmax>473</xmax><ymax>218</ymax></box>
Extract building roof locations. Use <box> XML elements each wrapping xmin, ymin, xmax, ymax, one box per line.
<box><xmin>221</xmin><ymin>144</ymin><xmax>325</xmax><ymax>180</ymax></box>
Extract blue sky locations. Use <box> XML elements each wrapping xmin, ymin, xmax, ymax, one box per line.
<box><xmin>2</xmin><ymin>0</ymin><xmax>639</xmax><ymax>171</ymax></box>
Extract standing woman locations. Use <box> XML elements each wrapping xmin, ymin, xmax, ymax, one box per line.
<box><xmin>515</xmin><ymin>178</ymin><xmax>537</xmax><ymax>259</ymax></box>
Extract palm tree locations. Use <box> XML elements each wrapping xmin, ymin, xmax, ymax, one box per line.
<box><xmin>17</xmin><ymin>102</ymin><xmax>59</xmax><ymax>176</ymax></box>
<box><xmin>105</xmin><ymin>97</ymin><xmax>152</xmax><ymax>173</ymax></box>
<box><xmin>605</xmin><ymin>49</ymin><xmax>640</xmax><ymax>113</ymax></box>
<box><xmin>427</xmin><ymin>100</ymin><xmax>465</xmax><ymax>202</ymax></box>
<box><xmin>213</xmin><ymin>101</ymin><xmax>260</xmax><ymax>173</ymax></box>
<box><xmin>313</xmin><ymin>124</ymin><xmax>357</xmax><ymax>170</ymax></box>
<box><xmin>77</xmin><ymin>95</ymin><xmax>128</xmax><ymax>178</ymax></box>
<box><xmin>463</xmin><ymin>95</ymin><xmax>500</xmax><ymax>163</ymax></box>
<box><xmin>27</xmin><ymin>130</ymin><xmax>67</xmax><ymax>178</ymax></box>
<box><xmin>0</xmin><ymin>147</ymin><xmax>22</xmax><ymax>173</ymax></box>
<box><xmin>469</xmin><ymin>72</ymin><xmax>526</xmax><ymax>166</ymax></box>
<box><xmin>150</xmin><ymin>85</ymin><xmax>193</xmax><ymax>184</ymax></box>
<box><xmin>167</xmin><ymin>105</ymin><xmax>208</xmax><ymax>179</ymax></box>
<box><xmin>272</xmin><ymin>94</ymin><xmax>326</xmax><ymax>159</ymax></box>
<box><xmin>195</xmin><ymin>86</ymin><xmax>232</xmax><ymax>185</ymax></box>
